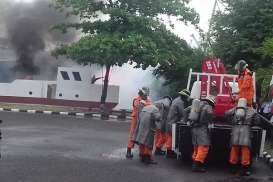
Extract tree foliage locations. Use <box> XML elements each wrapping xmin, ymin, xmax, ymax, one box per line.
<box><xmin>256</xmin><ymin>67</ymin><xmax>272</xmax><ymax>101</ymax></box>
<box><xmin>51</xmin><ymin>0</ymin><xmax>199</xmax><ymax>104</ymax></box>
<box><xmin>211</xmin><ymin>0</ymin><xmax>273</xmax><ymax>99</ymax></box>
<box><xmin>154</xmin><ymin>48</ymin><xmax>205</xmax><ymax>97</ymax></box>
<box><xmin>211</xmin><ymin>0</ymin><xmax>273</xmax><ymax>68</ymax></box>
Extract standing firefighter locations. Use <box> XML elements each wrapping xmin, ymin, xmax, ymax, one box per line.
<box><xmin>166</xmin><ymin>89</ymin><xmax>191</xmax><ymax>158</ymax></box>
<box><xmin>235</xmin><ymin>60</ymin><xmax>254</xmax><ymax>107</ymax></box>
<box><xmin>225</xmin><ymin>98</ymin><xmax>259</xmax><ymax>176</ymax></box>
<box><xmin>190</xmin><ymin>96</ymin><xmax>215</xmax><ymax>173</ymax></box>
<box><xmin>154</xmin><ymin>96</ymin><xmax>172</xmax><ymax>156</ymax></box>
<box><xmin>126</xmin><ymin>87</ymin><xmax>152</xmax><ymax>159</ymax></box>
<box><xmin>134</xmin><ymin>104</ymin><xmax>161</xmax><ymax>164</ymax></box>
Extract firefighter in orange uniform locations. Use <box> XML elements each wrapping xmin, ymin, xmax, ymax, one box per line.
<box><xmin>225</xmin><ymin>98</ymin><xmax>260</xmax><ymax>176</ymax></box>
<box><xmin>235</xmin><ymin>60</ymin><xmax>254</xmax><ymax>107</ymax></box>
<box><xmin>134</xmin><ymin>104</ymin><xmax>161</xmax><ymax>164</ymax></box>
<box><xmin>165</xmin><ymin>89</ymin><xmax>191</xmax><ymax>158</ymax></box>
<box><xmin>154</xmin><ymin>96</ymin><xmax>172</xmax><ymax>156</ymax></box>
<box><xmin>190</xmin><ymin>96</ymin><xmax>215</xmax><ymax>172</ymax></box>
<box><xmin>126</xmin><ymin>87</ymin><xmax>152</xmax><ymax>159</ymax></box>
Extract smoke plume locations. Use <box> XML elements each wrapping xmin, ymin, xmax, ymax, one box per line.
<box><xmin>109</xmin><ymin>64</ymin><xmax>169</xmax><ymax>109</ymax></box>
<box><xmin>4</xmin><ymin>0</ymin><xmax>78</xmax><ymax>78</ymax></box>
<box><xmin>9</xmin><ymin>17</ymin><xmax>44</xmax><ymax>74</ymax></box>
<box><xmin>0</xmin><ymin>0</ymin><xmax>167</xmax><ymax>109</ymax></box>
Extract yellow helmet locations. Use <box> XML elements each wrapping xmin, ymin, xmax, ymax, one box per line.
<box><xmin>204</xmin><ymin>95</ymin><xmax>216</xmax><ymax>107</ymax></box>
<box><xmin>178</xmin><ymin>89</ymin><xmax>190</xmax><ymax>97</ymax></box>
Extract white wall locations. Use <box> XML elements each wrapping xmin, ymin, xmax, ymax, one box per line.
<box><xmin>0</xmin><ymin>66</ymin><xmax>120</xmax><ymax>104</ymax></box>
<box><xmin>56</xmin><ymin>67</ymin><xmax>119</xmax><ymax>103</ymax></box>
<box><xmin>56</xmin><ymin>83</ymin><xmax>119</xmax><ymax>103</ymax></box>
<box><xmin>0</xmin><ymin>80</ymin><xmax>50</xmax><ymax>98</ymax></box>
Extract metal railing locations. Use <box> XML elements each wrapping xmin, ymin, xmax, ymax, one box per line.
<box><xmin>186</xmin><ymin>68</ymin><xmax>257</xmax><ymax>102</ymax></box>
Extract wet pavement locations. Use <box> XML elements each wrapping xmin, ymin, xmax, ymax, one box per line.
<box><xmin>0</xmin><ymin>112</ymin><xmax>272</xmax><ymax>182</ymax></box>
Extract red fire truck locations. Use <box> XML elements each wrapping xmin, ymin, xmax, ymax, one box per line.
<box><xmin>172</xmin><ymin>58</ymin><xmax>266</xmax><ymax>162</ymax></box>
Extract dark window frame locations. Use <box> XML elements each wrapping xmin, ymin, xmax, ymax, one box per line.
<box><xmin>72</xmin><ymin>72</ymin><xmax>82</xmax><ymax>81</ymax></box>
<box><xmin>60</xmin><ymin>71</ymin><xmax>70</xmax><ymax>80</ymax></box>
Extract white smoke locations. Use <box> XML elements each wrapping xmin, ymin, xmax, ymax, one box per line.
<box><xmin>109</xmin><ymin>64</ymin><xmax>168</xmax><ymax>109</ymax></box>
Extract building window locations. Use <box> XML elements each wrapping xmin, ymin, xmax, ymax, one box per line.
<box><xmin>72</xmin><ymin>72</ymin><xmax>82</xmax><ymax>81</ymax></box>
<box><xmin>59</xmin><ymin>93</ymin><xmax>63</xmax><ymax>97</ymax></box>
<box><xmin>75</xmin><ymin>94</ymin><xmax>79</xmax><ymax>98</ymax></box>
<box><xmin>60</xmin><ymin>71</ymin><xmax>70</xmax><ymax>80</ymax></box>
<box><xmin>29</xmin><ymin>91</ymin><xmax>33</xmax><ymax>95</ymax></box>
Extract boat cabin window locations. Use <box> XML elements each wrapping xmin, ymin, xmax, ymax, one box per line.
<box><xmin>72</xmin><ymin>72</ymin><xmax>82</xmax><ymax>81</ymax></box>
<box><xmin>61</xmin><ymin>71</ymin><xmax>70</xmax><ymax>80</ymax></box>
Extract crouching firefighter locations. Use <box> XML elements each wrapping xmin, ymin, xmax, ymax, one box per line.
<box><xmin>166</xmin><ymin>89</ymin><xmax>191</xmax><ymax>158</ymax></box>
<box><xmin>190</xmin><ymin>96</ymin><xmax>215</xmax><ymax>173</ymax></box>
<box><xmin>154</xmin><ymin>96</ymin><xmax>172</xmax><ymax>156</ymax></box>
<box><xmin>225</xmin><ymin>98</ymin><xmax>259</xmax><ymax>176</ymax></box>
<box><xmin>126</xmin><ymin>87</ymin><xmax>152</xmax><ymax>159</ymax></box>
<box><xmin>133</xmin><ymin>104</ymin><xmax>161</xmax><ymax>164</ymax></box>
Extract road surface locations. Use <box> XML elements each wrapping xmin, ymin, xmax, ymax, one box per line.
<box><xmin>0</xmin><ymin>112</ymin><xmax>272</xmax><ymax>182</ymax></box>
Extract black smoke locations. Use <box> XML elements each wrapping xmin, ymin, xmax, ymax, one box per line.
<box><xmin>9</xmin><ymin>17</ymin><xmax>45</xmax><ymax>74</ymax></box>
<box><xmin>4</xmin><ymin>0</ymin><xmax>78</xmax><ymax>79</ymax></box>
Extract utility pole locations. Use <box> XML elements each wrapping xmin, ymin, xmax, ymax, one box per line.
<box><xmin>204</xmin><ymin>0</ymin><xmax>218</xmax><ymax>54</ymax></box>
<box><xmin>191</xmin><ymin>34</ymin><xmax>200</xmax><ymax>48</ymax></box>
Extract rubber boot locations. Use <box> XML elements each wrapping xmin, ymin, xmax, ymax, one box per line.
<box><xmin>154</xmin><ymin>148</ymin><xmax>166</xmax><ymax>156</ymax></box>
<box><xmin>166</xmin><ymin>150</ymin><xmax>177</xmax><ymax>159</ymax></box>
<box><xmin>126</xmin><ymin>148</ymin><xmax>133</xmax><ymax>159</ymax></box>
<box><xmin>192</xmin><ymin>161</ymin><xmax>197</xmax><ymax>171</ymax></box>
<box><xmin>140</xmin><ymin>155</ymin><xmax>145</xmax><ymax>163</ymax></box>
<box><xmin>229</xmin><ymin>164</ymin><xmax>238</xmax><ymax>174</ymax></box>
<box><xmin>192</xmin><ymin>161</ymin><xmax>206</xmax><ymax>173</ymax></box>
<box><xmin>143</xmin><ymin>155</ymin><xmax>157</xmax><ymax>165</ymax></box>
<box><xmin>241</xmin><ymin>165</ymin><xmax>252</xmax><ymax>176</ymax></box>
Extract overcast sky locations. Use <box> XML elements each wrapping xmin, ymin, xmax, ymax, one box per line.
<box><xmin>173</xmin><ymin>0</ymin><xmax>215</xmax><ymax>45</ymax></box>
<box><xmin>1</xmin><ymin>0</ymin><xmax>216</xmax><ymax>44</ymax></box>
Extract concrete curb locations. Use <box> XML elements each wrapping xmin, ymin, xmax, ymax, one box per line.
<box><xmin>0</xmin><ymin>107</ymin><xmax>131</xmax><ymax>121</ymax></box>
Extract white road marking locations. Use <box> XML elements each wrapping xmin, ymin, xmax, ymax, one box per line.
<box><xmin>43</xmin><ymin>111</ymin><xmax>53</xmax><ymax>114</ymax></box>
<box><xmin>27</xmin><ymin>110</ymin><xmax>36</xmax><ymax>113</ymax></box>
<box><xmin>60</xmin><ymin>112</ymin><xmax>69</xmax><ymax>115</ymax></box>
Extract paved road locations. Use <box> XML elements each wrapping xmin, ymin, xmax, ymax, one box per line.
<box><xmin>0</xmin><ymin>112</ymin><xmax>272</xmax><ymax>182</ymax></box>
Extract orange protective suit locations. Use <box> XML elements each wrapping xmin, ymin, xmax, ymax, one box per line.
<box><xmin>127</xmin><ymin>96</ymin><xmax>152</xmax><ymax>149</ymax></box>
<box><xmin>229</xmin><ymin>146</ymin><xmax>251</xmax><ymax>166</ymax></box>
<box><xmin>238</xmin><ymin>69</ymin><xmax>254</xmax><ymax>107</ymax></box>
<box><xmin>165</xmin><ymin>133</ymin><xmax>172</xmax><ymax>151</ymax></box>
<box><xmin>155</xmin><ymin>130</ymin><xmax>166</xmax><ymax>149</ymax></box>
<box><xmin>192</xmin><ymin>145</ymin><xmax>209</xmax><ymax>164</ymax></box>
<box><xmin>139</xmin><ymin>144</ymin><xmax>152</xmax><ymax>157</ymax></box>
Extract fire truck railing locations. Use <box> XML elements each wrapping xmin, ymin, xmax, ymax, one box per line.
<box><xmin>186</xmin><ymin>68</ymin><xmax>256</xmax><ymax>102</ymax></box>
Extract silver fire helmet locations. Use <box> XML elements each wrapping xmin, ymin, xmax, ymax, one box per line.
<box><xmin>237</xmin><ymin>98</ymin><xmax>247</xmax><ymax>109</ymax></box>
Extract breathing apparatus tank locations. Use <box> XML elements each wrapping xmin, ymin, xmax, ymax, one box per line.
<box><xmin>189</xmin><ymin>99</ymin><xmax>201</xmax><ymax>121</ymax></box>
<box><xmin>235</xmin><ymin>98</ymin><xmax>247</xmax><ymax>121</ymax></box>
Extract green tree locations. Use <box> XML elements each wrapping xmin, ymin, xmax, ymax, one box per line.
<box><xmin>257</xmin><ymin>38</ymin><xmax>273</xmax><ymax>100</ymax></box>
<box><xmin>51</xmin><ymin>0</ymin><xmax>199</xmax><ymax>106</ymax></box>
<box><xmin>154</xmin><ymin>47</ymin><xmax>205</xmax><ymax>97</ymax></box>
<box><xmin>211</xmin><ymin>0</ymin><xmax>273</xmax><ymax>99</ymax></box>
<box><xmin>211</xmin><ymin>0</ymin><xmax>273</xmax><ymax>68</ymax></box>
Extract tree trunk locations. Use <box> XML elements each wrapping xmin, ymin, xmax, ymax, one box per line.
<box><xmin>100</xmin><ymin>65</ymin><xmax>111</xmax><ymax>105</ymax></box>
